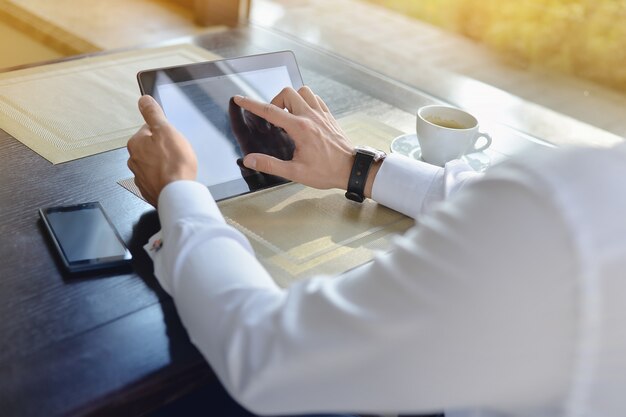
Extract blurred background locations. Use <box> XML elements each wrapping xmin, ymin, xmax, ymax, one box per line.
<box><xmin>367</xmin><ymin>0</ymin><xmax>626</xmax><ymax>93</ymax></box>
<box><xmin>1</xmin><ymin>0</ymin><xmax>624</xmax><ymax>137</ymax></box>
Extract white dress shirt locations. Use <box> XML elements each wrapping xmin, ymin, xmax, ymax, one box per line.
<box><xmin>146</xmin><ymin>147</ymin><xmax>626</xmax><ymax>417</ymax></box>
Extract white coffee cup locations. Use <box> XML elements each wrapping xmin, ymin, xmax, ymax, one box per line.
<box><xmin>416</xmin><ymin>105</ymin><xmax>492</xmax><ymax>166</ymax></box>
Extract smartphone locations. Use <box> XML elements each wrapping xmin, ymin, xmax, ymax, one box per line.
<box><xmin>39</xmin><ymin>202</ymin><xmax>132</xmax><ymax>273</ymax></box>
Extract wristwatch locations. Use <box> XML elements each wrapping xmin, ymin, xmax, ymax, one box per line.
<box><xmin>345</xmin><ymin>145</ymin><xmax>387</xmax><ymax>203</ymax></box>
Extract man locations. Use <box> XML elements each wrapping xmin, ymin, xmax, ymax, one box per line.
<box><xmin>127</xmin><ymin>86</ymin><xmax>626</xmax><ymax>416</ymax></box>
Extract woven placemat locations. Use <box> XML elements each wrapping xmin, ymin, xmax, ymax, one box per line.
<box><xmin>0</xmin><ymin>44</ymin><xmax>219</xmax><ymax>163</ymax></box>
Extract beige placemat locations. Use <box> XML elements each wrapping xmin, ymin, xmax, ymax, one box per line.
<box><xmin>119</xmin><ymin>115</ymin><xmax>414</xmax><ymax>287</ymax></box>
<box><xmin>0</xmin><ymin>44</ymin><xmax>219</xmax><ymax>163</ymax></box>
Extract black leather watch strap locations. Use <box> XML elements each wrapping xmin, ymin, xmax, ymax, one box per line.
<box><xmin>345</xmin><ymin>152</ymin><xmax>375</xmax><ymax>203</ymax></box>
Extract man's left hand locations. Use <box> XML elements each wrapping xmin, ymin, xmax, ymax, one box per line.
<box><xmin>127</xmin><ymin>95</ymin><xmax>198</xmax><ymax>207</ymax></box>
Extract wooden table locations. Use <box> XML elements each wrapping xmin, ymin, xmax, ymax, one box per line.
<box><xmin>0</xmin><ymin>25</ymin><xmax>555</xmax><ymax>416</ymax></box>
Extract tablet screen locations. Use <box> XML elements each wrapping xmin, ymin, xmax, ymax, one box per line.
<box><xmin>138</xmin><ymin>51</ymin><xmax>304</xmax><ymax>201</ymax></box>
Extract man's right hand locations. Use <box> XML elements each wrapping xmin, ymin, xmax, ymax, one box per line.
<box><xmin>233</xmin><ymin>87</ymin><xmax>357</xmax><ymax>191</ymax></box>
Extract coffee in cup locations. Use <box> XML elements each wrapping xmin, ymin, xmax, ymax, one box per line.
<box><xmin>416</xmin><ymin>105</ymin><xmax>491</xmax><ymax>166</ymax></box>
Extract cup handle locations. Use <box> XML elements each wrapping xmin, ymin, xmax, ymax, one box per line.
<box><xmin>473</xmin><ymin>131</ymin><xmax>492</xmax><ymax>153</ymax></box>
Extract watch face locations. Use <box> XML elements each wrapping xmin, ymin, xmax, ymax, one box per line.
<box><xmin>355</xmin><ymin>145</ymin><xmax>386</xmax><ymax>161</ymax></box>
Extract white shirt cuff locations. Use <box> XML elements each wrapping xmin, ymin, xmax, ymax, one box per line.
<box><xmin>372</xmin><ymin>153</ymin><xmax>444</xmax><ymax>218</ymax></box>
<box><xmin>144</xmin><ymin>180</ymin><xmax>225</xmax><ymax>295</ymax></box>
<box><xmin>158</xmin><ymin>180</ymin><xmax>224</xmax><ymax>229</ymax></box>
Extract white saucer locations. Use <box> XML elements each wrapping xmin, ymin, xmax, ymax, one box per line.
<box><xmin>390</xmin><ymin>133</ymin><xmax>491</xmax><ymax>172</ymax></box>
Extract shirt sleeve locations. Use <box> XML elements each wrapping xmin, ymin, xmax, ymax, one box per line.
<box><xmin>372</xmin><ymin>153</ymin><xmax>483</xmax><ymax>218</ymax></box>
<box><xmin>148</xmin><ymin>163</ymin><xmax>577</xmax><ymax>416</ymax></box>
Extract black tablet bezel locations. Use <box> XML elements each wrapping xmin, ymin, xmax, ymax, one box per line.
<box><xmin>137</xmin><ymin>51</ymin><xmax>303</xmax><ymax>201</ymax></box>
<box><xmin>138</xmin><ymin>50</ymin><xmax>303</xmax><ymax>105</ymax></box>
<box><xmin>39</xmin><ymin>202</ymin><xmax>133</xmax><ymax>273</ymax></box>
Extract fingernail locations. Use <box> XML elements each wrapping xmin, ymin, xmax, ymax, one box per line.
<box><xmin>244</xmin><ymin>155</ymin><xmax>256</xmax><ymax>169</ymax></box>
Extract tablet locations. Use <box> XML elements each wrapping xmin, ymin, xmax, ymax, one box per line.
<box><xmin>137</xmin><ymin>51</ymin><xmax>304</xmax><ymax>201</ymax></box>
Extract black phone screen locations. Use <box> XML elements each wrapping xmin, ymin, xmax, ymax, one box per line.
<box><xmin>40</xmin><ymin>202</ymin><xmax>132</xmax><ymax>273</ymax></box>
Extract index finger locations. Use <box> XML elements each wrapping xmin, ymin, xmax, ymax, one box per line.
<box><xmin>138</xmin><ymin>95</ymin><xmax>168</xmax><ymax>129</ymax></box>
<box><xmin>233</xmin><ymin>95</ymin><xmax>297</xmax><ymax>130</ymax></box>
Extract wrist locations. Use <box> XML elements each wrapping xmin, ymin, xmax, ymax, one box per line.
<box><xmin>161</xmin><ymin>166</ymin><xmax>197</xmax><ymax>189</ymax></box>
<box><xmin>344</xmin><ymin>145</ymin><xmax>386</xmax><ymax>202</ymax></box>
<box><xmin>337</xmin><ymin>147</ymin><xmax>356</xmax><ymax>190</ymax></box>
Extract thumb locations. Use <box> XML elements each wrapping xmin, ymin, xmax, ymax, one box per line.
<box><xmin>139</xmin><ymin>95</ymin><xmax>168</xmax><ymax>128</ymax></box>
<box><xmin>243</xmin><ymin>153</ymin><xmax>293</xmax><ymax>179</ymax></box>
